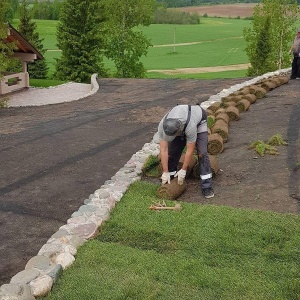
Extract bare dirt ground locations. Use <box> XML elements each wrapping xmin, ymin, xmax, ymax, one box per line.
<box><xmin>141</xmin><ymin>79</ymin><xmax>300</xmax><ymax>215</ymax></box>
<box><xmin>148</xmin><ymin>63</ymin><xmax>250</xmax><ymax>75</ymax></box>
<box><xmin>177</xmin><ymin>3</ymin><xmax>256</xmax><ymax>18</ymax></box>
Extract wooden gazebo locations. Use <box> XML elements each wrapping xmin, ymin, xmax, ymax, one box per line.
<box><xmin>0</xmin><ymin>23</ymin><xmax>43</xmax><ymax>95</ymax></box>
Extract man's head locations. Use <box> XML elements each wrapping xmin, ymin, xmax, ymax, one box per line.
<box><xmin>163</xmin><ymin>118</ymin><xmax>182</xmax><ymax>136</ymax></box>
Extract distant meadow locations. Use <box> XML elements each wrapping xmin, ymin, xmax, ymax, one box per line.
<box><xmin>12</xmin><ymin>18</ymin><xmax>252</xmax><ymax>79</ymax></box>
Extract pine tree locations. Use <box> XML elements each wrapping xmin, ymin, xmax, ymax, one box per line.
<box><xmin>18</xmin><ymin>0</ymin><xmax>48</xmax><ymax>79</ymax></box>
<box><xmin>54</xmin><ymin>0</ymin><xmax>107</xmax><ymax>83</ymax></box>
<box><xmin>243</xmin><ymin>0</ymin><xmax>299</xmax><ymax>76</ymax></box>
<box><xmin>245</xmin><ymin>16</ymin><xmax>273</xmax><ymax>76</ymax></box>
<box><xmin>104</xmin><ymin>0</ymin><xmax>156</xmax><ymax>78</ymax></box>
<box><xmin>0</xmin><ymin>0</ymin><xmax>16</xmax><ymax>76</ymax></box>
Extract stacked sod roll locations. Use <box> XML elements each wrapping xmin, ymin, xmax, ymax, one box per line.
<box><xmin>205</xmin><ymin>74</ymin><xmax>290</xmax><ymax>156</ymax></box>
<box><xmin>149</xmin><ymin>74</ymin><xmax>290</xmax><ymax>200</ymax></box>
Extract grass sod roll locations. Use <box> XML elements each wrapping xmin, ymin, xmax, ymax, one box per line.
<box><xmin>225</xmin><ymin>105</ymin><xmax>240</xmax><ymax>121</ymax></box>
<box><xmin>259</xmin><ymin>80</ymin><xmax>277</xmax><ymax>91</ymax></box>
<box><xmin>177</xmin><ymin>154</ymin><xmax>198</xmax><ymax>178</ymax></box>
<box><xmin>237</xmin><ymin>87</ymin><xmax>251</xmax><ymax>95</ymax></box>
<box><xmin>221</xmin><ymin>95</ymin><xmax>241</xmax><ymax>103</ymax></box>
<box><xmin>157</xmin><ymin>154</ymin><xmax>198</xmax><ymax>178</ymax></box>
<box><xmin>215</xmin><ymin>112</ymin><xmax>230</xmax><ymax>124</ymax></box>
<box><xmin>215</xmin><ymin>108</ymin><xmax>226</xmax><ymax>115</ymax></box>
<box><xmin>272</xmin><ymin>77</ymin><xmax>285</xmax><ymax>87</ymax></box>
<box><xmin>157</xmin><ymin>178</ymin><xmax>187</xmax><ymax>200</ymax></box>
<box><xmin>211</xmin><ymin>119</ymin><xmax>229</xmax><ymax>142</ymax></box>
<box><xmin>277</xmin><ymin>75</ymin><xmax>289</xmax><ymax>84</ymax></box>
<box><xmin>242</xmin><ymin>93</ymin><xmax>257</xmax><ymax>104</ymax></box>
<box><xmin>207</xmin><ymin>133</ymin><xmax>224</xmax><ymax>155</ymax></box>
<box><xmin>207</xmin><ymin>102</ymin><xmax>221</xmax><ymax>113</ymax></box>
<box><xmin>248</xmin><ymin>85</ymin><xmax>267</xmax><ymax>99</ymax></box>
<box><xmin>220</xmin><ymin>101</ymin><xmax>236</xmax><ymax>109</ymax></box>
<box><xmin>236</xmin><ymin>99</ymin><xmax>251</xmax><ymax>113</ymax></box>
<box><xmin>192</xmin><ymin>154</ymin><xmax>219</xmax><ymax>179</ymax></box>
<box><xmin>205</xmin><ymin>108</ymin><xmax>215</xmax><ymax>116</ymax></box>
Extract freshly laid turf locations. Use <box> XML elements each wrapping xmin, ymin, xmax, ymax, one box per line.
<box><xmin>43</xmin><ymin>181</ymin><xmax>300</xmax><ymax>300</ymax></box>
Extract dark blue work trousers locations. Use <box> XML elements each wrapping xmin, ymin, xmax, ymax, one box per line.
<box><xmin>168</xmin><ymin>132</ymin><xmax>212</xmax><ymax>191</ymax></box>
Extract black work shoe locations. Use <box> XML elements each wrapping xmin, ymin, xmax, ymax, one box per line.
<box><xmin>202</xmin><ymin>188</ymin><xmax>214</xmax><ymax>199</ymax></box>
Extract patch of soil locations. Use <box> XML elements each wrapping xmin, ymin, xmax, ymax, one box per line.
<box><xmin>177</xmin><ymin>4</ymin><xmax>256</xmax><ymax>18</ymax></box>
<box><xmin>149</xmin><ymin>64</ymin><xmax>250</xmax><ymax>75</ymax></box>
<box><xmin>144</xmin><ymin>80</ymin><xmax>300</xmax><ymax>214</ymax></box>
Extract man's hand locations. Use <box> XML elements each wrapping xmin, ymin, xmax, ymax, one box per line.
<box><xmin>174</xmin><ymin>169</ymin><xmax>186</xmax><ymax>185</ymax></box>
<box><xmin>161</xmin><ymin>172</ymin><xmax>171</xmax><ymax>185</ymax></box>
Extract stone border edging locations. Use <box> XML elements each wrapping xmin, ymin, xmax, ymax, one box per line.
<box><xmin>0</xmin><ymin>68</ymin><xmax>291</xmax><ymax>299</ymax></box>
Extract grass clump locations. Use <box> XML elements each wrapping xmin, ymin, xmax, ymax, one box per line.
<box><xmin>248</xmin><ymin>140</ymin><xmax>279</xmax><ymax>156</ymax></box>
<box><xmin>207</xmin><ymin>115</ymin><xmax>215</xmax><ymax>129</ymax></box>
<box><xmin>142</xmin><ymin>154</ymin><xmax>161</xmax><ymax>177</ymax></box>
<box><xmin>268</xmin><ymin>134</ymin><xmax>288</xmax><ymax>146</ymax></box>
<box><xmin>248</xmin><ymin>134</ymin><xmax>288</xmax><ymax>157</ymax></box>
<box><xmin>42</xmin><ymin>181</ymin><xmax>300</xmax><ymax>300</ymax></box>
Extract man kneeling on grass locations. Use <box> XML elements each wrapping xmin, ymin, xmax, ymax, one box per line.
<box><xmin>157</xmin><ymin>104</ymin><xmax>214</xmax><ymax>199</ymax></box>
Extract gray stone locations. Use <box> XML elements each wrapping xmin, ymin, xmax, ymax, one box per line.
<box><xmin>83</xmin><ymin>198</ymin><xmax>92</xmax><ymax>204</ymax></box>
<box><xmin>38</xmin><ymin>242</ymin><xmax>63</xmax><ymax>257</ymax></box>
<box><xmin>70</xmin><ymin>223</ymin><xmax>98</xmax><ymax>239</ymax></box>
<box><xmin>95</xmin><ymin>190</ymin><xmax>110</xmax><ymax>198</ymax></box>
<box><xmin>29</xmin><ymin>275</ymin><xmax>53</xmax><ymax>297</ymax></box>
<box><xmin>78</xmin><ymin>204</ymin><xmax>97</xmax><ymax>214</ymax></box>
<box><xmin>71</xmin><ymin>211</ymin><xmax>83</xmax><ymax>218</ymax></box>
<box><xmin>68</xmin><ymin>235</ymin><xmax>86</xmax><ymax>248</ymax></box>
<box><xmin>54</xmin><ymin>253</ymin><xmax>75</xmax><ymax>269</ymax></box>
<box><xmin>10</xmin><ymin>269</ymin><xmax>40</xmax><ymax>285</ymax></box>
<box><xmin>51</xmin><ymin>229</ymin><xmax>69</xmax><ymax>239</ymax></box>
<box><xmin>0</xmin><ymin>283</ymin><xmax>35</xmax><ymax>300</ymax></box>
<box><xmin>25</xmin><ymin>256</ymin><xmax>51</xmax><ymax>271</ymax></box>
<box><xmin>46</xmin><ymin>264</ymin><xmax>63</xmax><ymax>283</ymax></box>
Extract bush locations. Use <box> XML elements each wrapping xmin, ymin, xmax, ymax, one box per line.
<box><xmin>153</xmin><ymin>7</ymin><xmax>200</xmax><ymax>25</ymax></box>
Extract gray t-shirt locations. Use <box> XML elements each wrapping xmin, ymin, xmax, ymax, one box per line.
<box><xmin>158</xmin><ymin>105</ymin><xmax>207</xmax><ymax>143</ymax></box>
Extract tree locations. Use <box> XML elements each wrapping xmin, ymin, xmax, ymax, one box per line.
<box><xmin>0</xmin><ymin>0</ymin><xmax>16</xmax><ymax>77</ymax></box>
<box><xmin>54</xmin><ymin>0</ymin><xmax>108</xmax><ymax>83</ymax></box>
<box><xmin>18</xmin><ymin>0</ymin><xmax>48</xmax><ymax>79</ymax></box>
<box><xmin>243</xmin><ymin>0</ymin><xmax>299</xmax><ymax>76</ymax></box>
<box><xmin>104</xmin><ymin>0</ymin><xmax>156</xmax><ymax>78</ymax></box>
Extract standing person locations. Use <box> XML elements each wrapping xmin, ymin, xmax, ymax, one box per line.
<box><xmin>157</xmin><ymin>104</ymin><xmax>214</xmax><ymax>199</ymax></box>
<box><xmin>290</xmin><ymin>28</ymin><xmax>300</xmax><ymax>79</ymax></box>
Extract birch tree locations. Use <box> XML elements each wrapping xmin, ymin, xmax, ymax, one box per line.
<box><xmin>104</xmin><ymin>0</ymin><xmax>156</xmax><ymax>78</ymax></box>
<box><xmin>244</xmin><ymin>0</ymin><xmax>299</xmax><ymax>76</ymax></box>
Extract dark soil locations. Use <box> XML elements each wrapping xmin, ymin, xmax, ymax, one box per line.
<box><xmin>0</xmin><ymin>77</ymin><xmax>299</xmax><ymax>286</ymax></box>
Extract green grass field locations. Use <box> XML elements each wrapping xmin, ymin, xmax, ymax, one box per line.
<box><xmin>12</xmin><ymin>18</ymin><xmax>251</xmax><ymax>79</ymax></box>
<box><xmin>42</xmin><ymin>181</ymin><xmax>300</xmax><ymax>300</ymax></box>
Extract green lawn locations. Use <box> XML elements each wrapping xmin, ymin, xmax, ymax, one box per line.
<box><xmin>12</xmin><ymin>18</ymin><xmax>251</xmax><ymax>79</ymax></box>
<box><xmin>42</xmin><ymin>181</ymin><xmax>300</xmax><ymax>300</ymax></box>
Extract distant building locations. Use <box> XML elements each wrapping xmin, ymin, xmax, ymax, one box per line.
<box><xmin>0</xmin><ymin>23</ymin><xmax>43</xmax><ymax>95</ymax></box>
